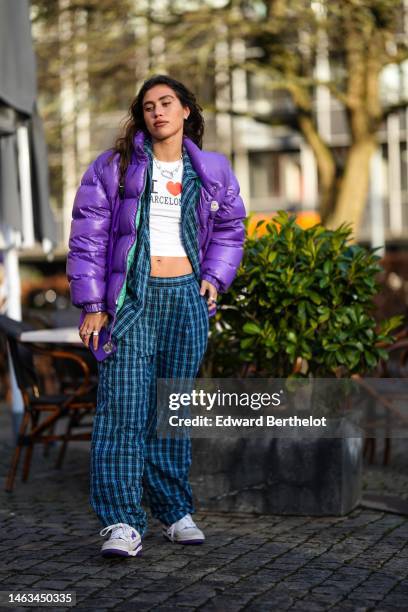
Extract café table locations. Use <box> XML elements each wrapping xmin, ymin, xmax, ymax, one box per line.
<box><xmin>20</xmin><ymin>326</ymin><xmax>83</xmax><ymax>346</ymax></box>
<box><xmin>19</xmin><ymin>327</ymin><xmax>96</xmax><ymax>391</ymax></box>
<box><xmin>19</xmin><ymin>325</ymin><xmax>97</xmax><ymax>410</ymax></box>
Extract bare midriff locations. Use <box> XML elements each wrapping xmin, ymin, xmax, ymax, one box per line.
<box><xmin>150</xmin><ymin>255</ymin><xmax>193</xmax><ymax>277</ymax></box>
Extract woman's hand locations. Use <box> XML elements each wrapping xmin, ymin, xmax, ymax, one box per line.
<box><xmin>79</xmin><ymin>312</ymin><xmax>110</xmax><ymax>350</ymax></box>
<box><xmin>200</xmin><ymin>280</ymin><xmax>218</xmax><ymax>313</ymax></box>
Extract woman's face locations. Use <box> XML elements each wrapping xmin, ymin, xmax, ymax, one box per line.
<box><xmin>142</xmin><ymin>84</ymin><xmax>190</xmax><ymax>141</ymax></box>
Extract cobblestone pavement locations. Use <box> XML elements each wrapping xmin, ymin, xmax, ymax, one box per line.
<box><xmin>0</xmin><ymin>406</ymin><xmax>407</xmax><ymax>612</ymax></box>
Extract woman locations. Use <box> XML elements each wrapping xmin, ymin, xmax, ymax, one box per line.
<box><xmin>67</xmin><ymin>75</ymin><xmax>246</xmax><ymax>558</ymax></box>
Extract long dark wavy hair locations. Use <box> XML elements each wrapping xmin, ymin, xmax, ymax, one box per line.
<box><xmin>109</xmin><ymin>75</ymin><xmax>205</xmax><ymax>188</ymax></box>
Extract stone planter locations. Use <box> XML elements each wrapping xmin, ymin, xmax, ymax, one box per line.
<box><xmin>191</xmin><ymin>418</ymin><xmax>363</xmax><ymax>516</ymax></box>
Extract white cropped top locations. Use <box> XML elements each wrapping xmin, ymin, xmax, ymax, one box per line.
<box><xmin>149</xmin><ymin>157</ymin><xmax>187</xmax><ymax>257</ymax></box>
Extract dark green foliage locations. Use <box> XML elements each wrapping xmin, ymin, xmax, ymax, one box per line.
<box><xmin>203</xmin><ymin>211</ymin><xmax>402</xmax><ymax>378</ymax></box>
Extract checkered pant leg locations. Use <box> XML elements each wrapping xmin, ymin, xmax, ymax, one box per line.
<box><xmin>90</xmin><ymin>273</ymin><xmax>209</xmax><ymax>536</ymax></box>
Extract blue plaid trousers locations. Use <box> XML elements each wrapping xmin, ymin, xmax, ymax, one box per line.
<box><xmin>90</xmin><ymin>272</ymin><xmax>209</xmax><ymax>536</ymax></box>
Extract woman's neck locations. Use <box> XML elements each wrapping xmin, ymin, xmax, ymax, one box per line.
<box><xmin>151</xmin><ymin>134</ymin><xmax>183</xmax><ymax>162</ymax></box>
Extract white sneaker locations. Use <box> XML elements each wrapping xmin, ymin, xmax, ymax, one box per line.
<box><xmin>99</xmin><ymin>522</ymin><xmax>142</xmax><ymax>558</ymax></box>
<box><xmin>162</xmin><ymin>513</ymin><xmax>205</xmax><ymax>545</ymax></box>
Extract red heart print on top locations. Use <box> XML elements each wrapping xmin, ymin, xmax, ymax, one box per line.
<box><xmin>167</xmin><ymin>181</ymin><xmax>182</xmax><ymax>196</ymax></box>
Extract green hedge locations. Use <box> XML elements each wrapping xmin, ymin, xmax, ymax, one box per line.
<box><xmin>201</xmin><ymin>211</ymin><xmax>402</xmax><ymax>378</ymax></box>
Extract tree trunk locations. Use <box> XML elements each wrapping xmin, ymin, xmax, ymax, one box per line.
<box><xmin>297</xmin><ymin>112</ymin><xmax>337</xmax><ymax>222</ymax></box>
<box><xmin>326</xmin><ymin>138</ymin><xmax>377</xmax><ymax>235</ymax></box>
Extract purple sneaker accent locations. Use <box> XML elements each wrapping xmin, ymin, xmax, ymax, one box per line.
<box><xmin>101</xmin><ymin>542</ymin><xmax>142</xmax><ymax>558</ymax></box>
<box><xmin>170</xmin><ymin>538</ymin><xmax>204</xmax><ymax>545</ymax></box>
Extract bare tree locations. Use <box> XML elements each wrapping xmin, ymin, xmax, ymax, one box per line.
<box><xmin>158</xmin><ymin>0</ymin><xmax>408</xmax><ymax>234</ymax></box>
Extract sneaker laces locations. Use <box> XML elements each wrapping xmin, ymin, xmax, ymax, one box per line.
<box><xmin>100</xmin><ymin>522</ymin><xmax>137</xmax><ymax>541</ymax></box>
<box><xmin>167</xmin><ymin>513</ymin><xmax>196</xmax><ymax>538</ymax></box>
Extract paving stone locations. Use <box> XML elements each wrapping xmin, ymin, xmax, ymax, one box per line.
<box><xmin>283</xmin><ymin>602</ymin><xmax>328</xmax><ymax>612</ymax></box>
<box><xmin>194</xmin><ymin>594</ymin><xmax>250</xmax><ymax>611</ymax></box>
<box><xmin>379</xmin><ymin>598</ymin><xmax>408</xmax><ymax>610</ymax></box>
<box><xmin>3</xmin><ymin>574</ymin><xmax>44</xmax><ymax>586</ymax></box>
<box><xmin>154</xmin><ymin>607</ymin><xmax>195</xmax><ymax>612</ymax></box>
<box><xmin>27</xmin><ymin>579</ymin><xmax>76</xmax><ymax>590</ymax></box>
<box><xmin>162</xmin><ymin>584</ymin><xmax>217</xmax><ymax>607</ymax></box>
<box><xmin>74</xmin><ymin>578</ymin><xmax>114</xmax><ymax>588</ymax></box>
<box><xmin>201</xmin><ymin>573</ymin><xmax>242</xmax><ymax>586</ymax></box>
<box><xmin>330</xmin><ymin>605</ymin><xmax>368</xmax><ymax>612</ymax></box>
<box><xmin>72</xmin><ymin>605</ymin><xmax>110</xmax><ymax>611</ymax></box>
<box><xmin>128</xmin><ymin>591</ymin><xmax>174</xmax><ymax>605</ymax></box>
<box><xmin>240</xmin><ymin>588</ymin><xmax>294</xmax><ymax>610</ymax></box>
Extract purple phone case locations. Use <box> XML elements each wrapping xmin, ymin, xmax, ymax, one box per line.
<box><xmin>77</xmin><ymin>322</ymin><xmax>117</xmax><ymax>362</ymax></box>
<box><xmin>89</xmin><ymin>325</ymin><xmax>117</xmax><ymax>361</ymax></box>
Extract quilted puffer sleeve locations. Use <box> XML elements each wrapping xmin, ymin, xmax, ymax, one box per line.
<box><xmin>201</xmin><ymin>160</ymin><xmax>247</xmax><ymax>293</ymax></box>
<box><xmin>66</xmin><ymin>158</ymin><xmax>112</xmax><ymax>311</ymax></box>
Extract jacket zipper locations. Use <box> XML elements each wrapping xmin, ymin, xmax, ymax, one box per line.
<box><xmin>104</xmin><ymin>165</ymin><xmax>148</xmax><ymax>349</ymax></box>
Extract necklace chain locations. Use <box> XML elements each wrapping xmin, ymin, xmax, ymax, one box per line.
<box><xmin>153</xmin><ymin>153</ymin><xmax>183</xmax><ymax>180</ymax></box>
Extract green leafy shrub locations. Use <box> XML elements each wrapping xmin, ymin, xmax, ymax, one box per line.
<box><xmin>202</xmin><ymin>211</ymin><xmax>402</xmax><ymax>378</ymax></box>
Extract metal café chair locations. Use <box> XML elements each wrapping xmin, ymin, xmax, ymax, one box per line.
<box><xmin>0</xmin><ymin>314</ymin><xmax>97</xmax><ymax>492</ymax></box>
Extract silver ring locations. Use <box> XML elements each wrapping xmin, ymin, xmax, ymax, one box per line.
<box><xmin>92</xmin><ymin>331</ymin><xmax>99</xmax><ymax>336</ymax></box>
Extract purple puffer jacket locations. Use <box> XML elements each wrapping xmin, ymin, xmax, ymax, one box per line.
<box><xmin>66</xmin><ymin>129</ymin><xmax>246</xmax><ymax>334</ymax></box>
